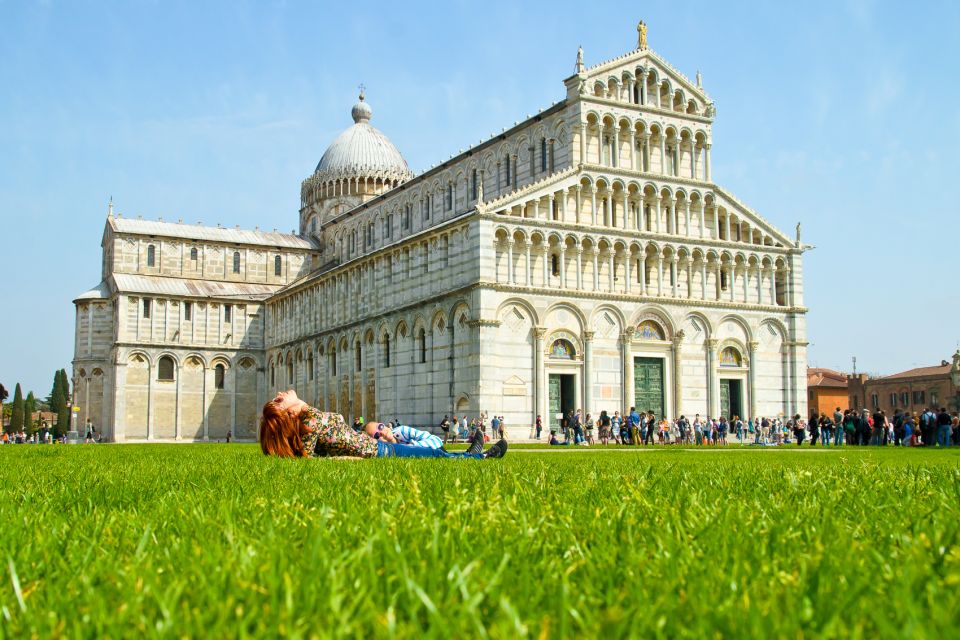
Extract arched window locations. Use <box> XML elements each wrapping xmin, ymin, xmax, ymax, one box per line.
<box><xmin>331</xmin><ymin>350</ymin><xmax>337</xmax><ymax>376</ymax></box>
<box><xmin>719</xmin><ymin>347</ymin><xmax>742</xmax><ymax>368</ymax></box>
<box><xmin>551</xmin><ymin>254</ymin><xmax>559</xmax><ymax>276</ymax></box>
<box><xmin>157</xmin><ymin>356</ymin><xmax>175</xmax><ymax>381</ymax></box>
<box><xmin>190</xmin><ymin>247</ymin><xmax>198</xmax><ymax>261</ymax></box>
<box><xmin>355</xmin><ymin>341</ymin><xmax>362</xmax><ymax>372</ymax></box>
<box><xmin>310</xmin><ymin>218</ymin><xmax>317</xmax><ymax>234</ymax></box>
<box><xmin>418</xmin><ymin>328</ymin><xmax>427</xmax><ymax>364</ymax></box>
<box><xmin>146</xmin><ymin>244</ymin><xmax>156</xmax><ymax>267</ymax></box>
<box><xmin>287</xmin><ymin>358</ymin><xmax>293</xmax><ymax>385</ymax></box>
<box><xmin>214</xmin><ymin>364</ymin><xmax>225</xmax><ymax>390</ymax></box>
<box><xmin>270</xmin><ymin>363</ymin><xmax>275</xmax><ymax>386</ymax></box>
<box><xmin>383</xmin><ymin>335</ymin><xmax>391</xmax><ymax>368</ymax></box>
<box><xmin>636</xmin><ymin>320</ymin><xmax>665</xmax><ymax>340</ymax></box>
<box><xmin>274</xmin><ymin>255</ymin><xmax>282</xmax><ymax>277</ymax></box>
<box><xmin>540</xmin><ymin>137</ymin><xmax>547</xmax><ymax>172</ymax></box>
<box><xmin>549</xmin><ymin>339</ymin><xmax>575</xmax><ymax>359</ymax></box>
<box><xmin>307</xmin><ymin>352</ymin><xmax>314</xmax><ymax>381</ymax></box>
<box><xmin>232</xmin><ymin>251</ymin><xmax>241</xmax><ymax>274</ymax></box>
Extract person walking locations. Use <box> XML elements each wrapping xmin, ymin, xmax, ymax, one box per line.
<box><xmin>535</xmin><ymin>414</ymin><xmax>542</xmax><ymax>440</ymax></box>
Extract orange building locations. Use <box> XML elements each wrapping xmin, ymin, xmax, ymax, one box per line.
<box><xmin>807</xmin><ymin>368</ymin><xmax>849</xmax><ymax>417</ymax></box>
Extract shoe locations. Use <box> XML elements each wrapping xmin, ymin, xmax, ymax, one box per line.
<box><xmin>484</xmin><ymin>439</ymin><xmax>508</xmax><ymax>459</ymax></box>
<box><xmin>466</xmin><ymin>431</ymin><xmax>484</xmax><ymax>455</ymax></box>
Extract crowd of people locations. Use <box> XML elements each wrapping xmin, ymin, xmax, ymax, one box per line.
<box><xmin>515</xmin><ymin>405</ymin><xmax>960</xmax><ymax>448</ymax></box>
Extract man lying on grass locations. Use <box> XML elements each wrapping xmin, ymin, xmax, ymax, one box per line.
<box><xmin>260</xmin><ymin>390</ymin><xmax>506</xmax><ymax>459</ymax></box>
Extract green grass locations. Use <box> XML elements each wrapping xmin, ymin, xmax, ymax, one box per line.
<box><xmin>0</xmin><ymin>445</ymin><xmax>958</xmax><ymax>638</ymax></box>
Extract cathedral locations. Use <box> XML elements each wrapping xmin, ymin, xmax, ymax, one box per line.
<box><xmin>72</xmin><ymin>24</ymin><xmax>809</xmax><ymax>441</ymax></box>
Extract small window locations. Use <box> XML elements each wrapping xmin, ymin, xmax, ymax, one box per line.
<box><xmin>214</xmin><ymin>364</ymin><xmax>225</xmax><ymax>390</ymax></box>
<box><xmin>157</xmin><ymin>356</ymin><xmax>175</xmax><ymax>381</ymax></box>
<box><xmin>310</xmin><ymin>218</ymin><xmax>317</xmax><ymax>234</ymax></box>
<box><xmin>720</xmin><ymin>269</ymin><xmax>728</xmax><ymax>291</ymax></box>
<box><xmin>274</xmin><ymin>255</ymin><xmax>282</xmax><ymax>277</ymax></box>
<box><xmin>931</xmin><ymin>391</ymin><xmax>939</xmax><ymax>407</ymax></box>
<box><xmin>418</xmin><ymin>328</ymin><xmax>427</xmax><ymax>364</ymax></box>
<box><xmin>403</xmin><ymin>208</ymin><xmax>410</xmax><ymax>230</ymax></box>
<box><xmin>190</xmin><ymin>247</ymin><xmax>198</xmax><ymax>261</ymax></box>
<box><xmin>232</xmin><ymin>251</ymin><xmax>241</xmax><ymax>274</ymax></box>
<box><xmin>900</xmin><ymin>392</ymin><xmax>909</xmax><ymax>407</ymax></box>
<box><xmin>871</xmin><ymin>394</ymin><xmax>879</xmax><ymax>409</ymax></box>
<box><xmin>270</xmin><ymin>364</ymin><xmax>275</xmax><ymax>386</ymax></box>
<box><xmin>540</xmin><ymin>138</ymin><xmax>547</xmax><ymax>172</ymax></box>
<box><xmin>143</xmin><ymin>298</ymin><xmax>151</xmax><ymax>319</ymax></box>
<box><xmin>551</xmin><ymin>254</ymin><xmax>559</xmax><ymax>276</ymax></box>
<box><xmin>471</xmin><ymin>169</ymin><xmax>478</xmax><ymax>200</ymax></box>
<box><xmin>184</xmin><ymin>301</ymin><xmax>192</xmax><ymax>321</ymax></box>
<box><xmin>384</xmin><ymin>335</ymin><xmax>391</xmax><ymax>368</ymax></box>
<box><xmin>307</xmin><ymin>352</ymin><xmax>314</xmax><ymax>381</ymax></box>
<box><xmin>889</xmin><ymin>393</ymin><xmax>897</xmax><ymax>408</ymax></box>
<box><xmin>146</xmin><ymin>244</ymin><xmax>156</xmax><ymax>267</ymax></box>
<box><xmin>446</xmin><ymin>184</ymin><xmax>453</xmax><ymax>211</ymax></box>
<box><xmin>224</xmin><ymin>304</ymin><xmax>232</xmax><ymax>323</ymax></box>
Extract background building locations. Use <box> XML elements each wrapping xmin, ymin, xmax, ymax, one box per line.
<box><xmin>74</xmin><ymin>23</ymin><xmax>810</xmax><ymax>441</ymax></box>
<box><xmin>807</xmin><ymin>367</ymin><xmax>849</xmax><ymax>417</ymax></box>
<box><xmin>847</xmin><ymin>351</ymin><xmax>960</xmax><ymax>415</ymax></box>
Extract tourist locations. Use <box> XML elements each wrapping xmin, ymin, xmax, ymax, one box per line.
<box><xmin>677</xmin><ymin>415</ymin><xmax>688</xmax><ymax>445</ymax></box>
<box><xmin>791</xmin><ymin>415</ymin><xmax>805</xmax><ymax>445</ymax></box>
<box><xmin>585</xmin><ymin>413</ymin><xmax>595</xmax><ymax>445</ymax></box>
<box><xmin>535</xmin><ymin>414</ymin><xmax>542</xmax><ymax>440</ymax></box>
<box><xmin>809</xmin><ymin>415</ymin><xmax>820</xmax><ymax>446</ymax></box>
<box><xmin>366</xmin><ymin>422</ymin><xmax>445</xmax><ymax>450</ymax></box>
<box><xmin>498</xmin><ymin>416</ymin><xmax>506</xmax><ymax>440</ymax></box>
<box><xmin>260</xmin><ymin>390</ymin><xmax>506</xmax><ymax>459</ymax></box>
<box><xmin>936</xmin><ymin>407</ymin><xmax>952</xmax><ymax>447</ymax></box>
<box><xmin>440</xmin><ymin>415</ymin><xmax>451</xmax><ymax>442</ymax></box>
<box><xmin>818</xmin><ymin>413</ymin><xmax>833</xmax><ymax>447</ymax></box>
<box><xmin>572</xmin><ymin>410</ymin><xmax>584</xmax><ymax>444</ymax></box>
<box><xmin>549</xmin><ymin>430</ymin><xmax>569</xmax><ymax>446</ymax></box>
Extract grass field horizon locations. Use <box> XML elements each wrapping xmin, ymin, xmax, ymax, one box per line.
<box><xmin>1</xmin><ymin>445</ymin><xmax>958</xmax><ymax>638</ymax></box>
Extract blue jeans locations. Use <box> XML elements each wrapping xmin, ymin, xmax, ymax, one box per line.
<box><xmin>937</xmin><ymin>425</ymin><xmax>952</xmax><ymax>448</ymax></box>
<box><xmin>834</xmin><ymin>428</ymin><xmax>844</xmax><ymax>446</ymax></box>
<box><xmin>376</xmin><ymin>441</ymin><xmax>483</xmax><ymax>458</ymax></box>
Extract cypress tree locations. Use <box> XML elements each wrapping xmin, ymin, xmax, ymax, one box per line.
<box><xmin>24</xmin><ymin>392</ymin><xmax>36</xmax><ymax>436</ymax></box>
<box><xmin>9</xmin><ymin>384</ymin><xmax>24</xmax><ymax>434</ymax></box>
<box><xmin>56</xmin><ymin>370</ymin><xmax>72</xmax><ymax>435</ymax></box>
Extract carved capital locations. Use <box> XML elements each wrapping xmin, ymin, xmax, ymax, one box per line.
<box><xmin>706</xmin><ymin>338</ymin><xmax>719</xmax><ymax>349</ymax></box>
<box><xmin>583</xmin><ymin>331</ymin><xmax>595</xmax><ymax>342</ymax></box>
<box><xmin>748</xmin><ymin>340</ymin><xmax>759</xmax><ymax>353</ymax></box>
<box><xmin>533</xmin><ymin>326</ymin><xmax>548</xmax><ymax>340</ymax></box>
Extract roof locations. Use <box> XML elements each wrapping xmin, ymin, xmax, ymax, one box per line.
<box><xmin>314</xmin><ymin>94</ymin><xmax>413</xmax><ymax>182</ymax></box>
<box><xmin>75</xmin><ymin>274</ymin><xmax>282</xmax><ymax>303</ymax></box>
<box><xmin>807</xmin><ymin>368</ymin><xmax>849</xmax><ymax>389</ymax></box>
<box><xmin>879</xmin><ymin>364</ymin><xmax>952</xmax><ymax>381</ymax></box>
<box><xmin>108</xmin><ymin>217</ymin><xmax>317</xmax><ymax>250</ymax></box>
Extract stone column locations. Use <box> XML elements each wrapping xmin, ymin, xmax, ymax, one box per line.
<box><xmin>622</xmin><ymin>328</ymin><xmax>635</xmax><ymax>412</ymax></box>
<box><xmin>524</xmin><ymin>242</ymin><xmax>532</xmax><ymax>286</ymax></box>
<box><xmin>714</xmin><ymin>205</ymin><xmax>721</xmax><ymax>240</ymax></box>
<box><xmin>534</xmin><ymin>327</ymin><xmax>546</xmax><ymax>431</ymax></box>
<box><xmin>531</xmin><ymin>200</ymin><xmax>539</xmax><ymax>220</ymax></box>
<box><xmin>548</xmin><ymin>194</ymin><xmax>555</xmax><ymax>221</ymax></box>
<box><xmin>506</xmin><ymin>239</ymin><xmax>514</xmax><ymax>284</ymax></box>
<box><xmin>622</xmin><ymin>193</ymin><xmax>629</xmax><ymax>230</ymax></box>
<box><xmin>624</xmin><ymin>251</ymin><xmax>632</xmax><ymax>294</ymax></box>
<box><xmin>579</xmin><ymin>123</ymin><xmax>586</xmax><ymax>164</ymax></box>
<box><xmin>560</xmin><ymin>189</ymin><xmax>568</xmax><ymax>221</ymax></box>
<box><xmin>691</xmin><ymin>142</ymin><xmax>697</xmax><ymax>179</ymax></box>
<box><xmin>583</xmin><ymin>331</ymin><xmax>595</xmax><ymax>416</ymax></box>
<box><xmin>175</xmin><ymin>363</ymin><xmax>182</xmax><ymax>440</ymax></box>
<box><xmin>670</xmin><ymin>258</ymin><xmax>679</xmax><ymax>297</ymax></box>
<box><xmin>637</xmin><ymin>245</ymin><xmax>646</xmax><ymax>295</ymax></box>
<box><xmin>575</xmin><ymin>248</ymin><xmax>583</xmax><ymax>290</ymax></box>
<box><xmin>608</xmin><ymin>251</ymin><xmax>615</xmax><ymax>292</ymax></box>
<box><xmin>659</xmin><ymin>135</ymin><xmax>666</xmax><ymax>175</ymax></box>
<box><xmin>748</xmin><ymin>341</ymin><xmax>759</xmax><ymax>419</ymax></box>
<box><xmin>631</xmin><ymin>130</ymin><xmax>638</xmax><ymax>171</ymax></box>
<box><xmin>657</xmin><ymin>253</ymin><xmax>665</xmax><ymax>296</ymax></box>
<box><xmin>591</xmin><ymin>249</ymin><xmax>599</xmax><ymax>291</ymax></box>
<box><xmin>575</xmin><ymin>186</ymin><xmax>582</xmax><ymax>224</ymax></box>
<box><xmin>672</xmin><ymin>331</ymin><xmax>685</xmax><ymax>418</ymax></box>
<box><xmin>591</xmin><ymin>189</ymin><xmax>598</xmax><ymax>226</ymax></box>
<box><xmin>655</xmin><ymin>199</ymin><xmax>662</xmax><ymax>234</ymax></box>
<box><xmin>769</xmin><ymin>268</ymin><xmax>776</xmax><ymax>305</ymax></box>
<box><xmin>701</xmin><ymin>261</ymin><xmax>708</xmax><ymax>300</ymax></box>
<box><xmin>639</xmin><ymin>71</ymin><xmax>647</xmax><ymax>104</ymax></box>
<box><xmin>683</xmin><ymin>201</ymin><xmax>691</xmax><ymax>237</ymax></box>
<box><xmin>606</xmin><ymin>193</ymin><xmax>613</xmax><ymax>227</ymax></box>
<box><xmin>705</xmin><ymin>144</ymin><xmax>712</xmax><ymax>181</ymax></box>
<box><xmin>706</xmin><ymin>339</ymin><xmax>718</xmax><ymax>418</ymax></box>
<box><xmin>559</xmin><ymin>245</ymin><xmax>567</xmax><ymax>288</ymax></box>
<box><xmin>643</xmin><ymin>133</ymin><xmax>651</xmax><ymax>172</ymax></box>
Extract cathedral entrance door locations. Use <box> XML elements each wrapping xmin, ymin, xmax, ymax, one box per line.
<box><xmin>719</xmin><ymin>379</ymin><xmax>743</xmax><ymax>419</ymax></box>
<box><xmin>634</xmin><ymin>357</ymin><xmax>664</xmax><ymax>417</ymax></box>
<box><xmin>548</xmin><ymin>374</ymin><xmax>576</xmax><ymax>433</ymax></box>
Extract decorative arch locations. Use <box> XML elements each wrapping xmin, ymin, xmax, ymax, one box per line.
<box><xmin>496</xmin><ymin>297</ymin><xmax>540</xmax><ymax>327</ymax></box>
<box><xmin>630</xmin><ymin>307</ymin><xmax>676</xmax><ymax>340</ymax></box>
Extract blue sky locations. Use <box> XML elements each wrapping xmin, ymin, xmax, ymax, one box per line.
<box><xmin>1</xmin><ymin>0</ymin><xmax>958</xmax><ymax>397</ymax></box>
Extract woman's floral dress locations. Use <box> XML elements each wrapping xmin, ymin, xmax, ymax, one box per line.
<box><xmin>299</xmin><ymin>406</ymin><xmax>378</xmax><ymax>458</ymax></box>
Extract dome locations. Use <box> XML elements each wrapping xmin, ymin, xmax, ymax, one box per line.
<box><xmin>314</xmin><ymin>92</ymin><xmax>413</xmax><ymax>183</ymax></box>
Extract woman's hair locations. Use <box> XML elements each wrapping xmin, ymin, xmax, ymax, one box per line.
<box><xmin>259</xmin><ymin>401</ymin><xmax>306</xmax><ymax>457</ymax></box>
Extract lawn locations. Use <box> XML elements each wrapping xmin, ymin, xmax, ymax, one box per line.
<box><xmin>0</xmin><ymin>445</ymin><xmax>958</xmax><ymax>638</ymax></box>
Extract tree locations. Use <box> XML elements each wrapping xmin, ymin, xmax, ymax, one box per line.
<box><xmin>9</xmin><ymin>384</ymin><xmax>24</xmax><ymax>434</ymax></box>
<box><xmin>48</xmin><ymin>369</ymin><xmax>72</xmax><ymax>437</ymax></box>
<box><xmin>24</xmin><ymin>392</ymin><xmax>36</xmax><ymax>436</ymax></box>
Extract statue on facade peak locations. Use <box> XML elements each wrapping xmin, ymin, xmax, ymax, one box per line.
<box><xmin>575</xmin><ymin>45</ymin><xmax>584</xmax><ymax>73</ymax></box>
<box><xmin>795</xmin><ymin>222</ymin><xmax>802</xmax><ymax>245</ymax></box>
<box><xmin>637</xmin><ymin>21</ymin><xmax>648</xmax><ymax>50</ymax></box>
<box><xmin>696</xmin><ymin>70</ymin><xmax>702</xmax><ymax>88</ymax></box>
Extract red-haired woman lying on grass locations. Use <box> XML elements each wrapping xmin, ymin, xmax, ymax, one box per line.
<box><xmin>259</xmin><ymin>390</ymin><xmax>506</xmax><ymax>459</ymax></box>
